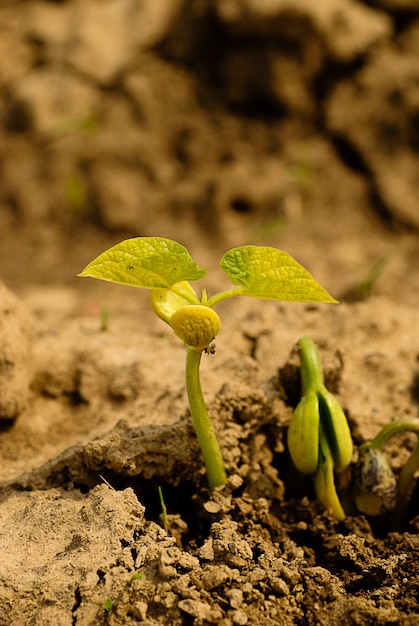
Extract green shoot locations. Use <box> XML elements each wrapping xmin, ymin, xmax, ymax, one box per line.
<box><xmin>287</xmin><ymin>337</ymin><xmax>352</xmax><ymax>520</ymax></box>
<box><xmin>65</xmin><ymin>174</ymin><xmax>85</xmax><ymax>211</ymax></box>
<box><xmin>158</xmin><ymin>486</ymin><xmax>169</xmax><ymax>534</ymax></box>
<box><xmin>79</xmin><ymin>237</ymin><xmax>337</xmax><ymax>489</ymax></box>
<box><xmin>103</xmin><ymin>598</ymin><xmax>113</xmax><ymax>612</ymax></box>
<box><xmin>101</xmin><ymin>301</ymin><xmax>110</xmax><ymax>332</ymax></box>
<box><xmin>129</xmin><ymin>572</ymin><xmax>144</xmax><ymax>584</ymax></box>
<box><xmin>342</xmin><ymin>255</ymin><xmax>389</xmax><ymax>302</ymax></box>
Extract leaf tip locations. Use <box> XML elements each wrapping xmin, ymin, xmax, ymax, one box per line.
<box><xmin>325</xmin><ymin>294</ymin><xmax>339</xmax><ymax>305</ymax></box>
<box><xmin>77</xmin><ymin>264</ymin><xmax>96</xmax><ymax>279</ymax></box>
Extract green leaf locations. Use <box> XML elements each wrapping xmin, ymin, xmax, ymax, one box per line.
<box><xmin>78</xmin><ymin>237</ymin><xmax>206</xmax><ymax>289</ymax></box>
<box><xmin>220</xmin><ymin>246</ymin><xmax>337</xmax><ymax>303</ymax></box>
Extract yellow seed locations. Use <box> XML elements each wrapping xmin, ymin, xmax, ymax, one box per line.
<box><xmin>354</xmin><ymin>447</ymin><xmax>397</xmax><ymax>516</ymax></box>
<box><xmin>169</xmin><ymin>305</ymin><xmax>221</xmax><ymax>350</ymax></box>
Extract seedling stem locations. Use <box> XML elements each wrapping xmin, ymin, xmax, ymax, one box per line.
<box><xmin>186</xmin><ymin>347</ymin><xmax>227</xmax><ymax>489</ymax></box>
<box><xmin>299</xmin><ymin>336</ymin><xmax>324</xmax><ymax>393</ymax></box>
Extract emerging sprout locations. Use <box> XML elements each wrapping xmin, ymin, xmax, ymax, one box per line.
<box><xmin>103</xmin><ymin>598</ymin><xmax>113</xmax><ymax>612</ymax></box>
<box><xmin>353</xmin><ymin>446</ymin><xmax>397</xmax><ymax>516</ymax></box>
<box><xmin>79</xmin><ymin>237</ymin><xmax>337</xmax><ymax>489</ymax></box>
<box><xmin>352</xmin><ymin>418</ymin><xmax>419</xmax><ymax>529</ymax></box>
<box><xmin>287</xmin><ymin>337</ymin><xmax>352</xmax><ymax>520</ymax></box>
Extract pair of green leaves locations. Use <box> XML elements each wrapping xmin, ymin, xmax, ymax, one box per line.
<box><xmin>79</xmin><ymin>237</ymin><xmax>338</xmax><ymax>490</ymax></box>
<box><xmin>78</xmin><ymin>236</ymin><xmax>337</xmax><ymax>304</ymax></box>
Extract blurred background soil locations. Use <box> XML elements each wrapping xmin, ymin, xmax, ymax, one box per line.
<box><xmin>1</xmin><ymin>1</ymin><xmax>419</xmax><ymax>624</ymax></box>
<box><xmin>0</xmin><ymin>0</ymin><xmax>418</xmax><ymax>303</ymax></box>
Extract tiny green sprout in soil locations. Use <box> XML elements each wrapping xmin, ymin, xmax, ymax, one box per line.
<box><xmin>129</xmin><ymin>572</ymin><xmax>144</xmax><ymax>584</ymax></box>
<box><xmin>79</xmin><ymin>237</ymin><xmax>337</xmax><ymax>491</ymax></box>
<box><xmin>158</xmin><ymin>486</ymin><xmax>169</xmax><ymax>535</ymax></box>
<box><xmin>103</xmin><ymin>598</ymin><xmax>113</xmax><ymax>612</ymax></box>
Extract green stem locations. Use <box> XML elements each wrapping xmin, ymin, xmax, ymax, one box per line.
<box><xmin>369</xmin><ymin>418</ymin><xmax>419</xmax><ymax>450</ymax></box>
<box><xmin>206</xmin><ymin>288</ymin><xmax>243</xmax><ymax>308</ymax></box>
<box><xmin>313</xmin><ymin>422</ymin><xmax>346</xmax><ymax>521</ymax></box>
<box><xmin>298</xmin><ymin>337</ymin><xmax>324</xmax><ymax>394</ymax></box>
<box><xmin>398</xmin><ymin>439</ymin><xmax>419</xmax><ymax>503</ymax></box>
<box><xmin>391</xmin><ymin>437</ymin><xmax>419</xmax><ymax>530</ymax></box>
<box><xmin>170</xmin><ymin>284</ymin><xmax>200</xmax><ymax>304</ymax></box>
<box><xmin>185</xmin><ymin>347</ymin><xmax>227</xmax><ymax>489</ymax></box>
<box><xmin>158</xmin><ymin>486</ymin><xmax>169</xmax><ymax>534</ymax></box>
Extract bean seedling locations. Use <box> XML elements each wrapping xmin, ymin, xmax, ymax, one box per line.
<box><xmin>288</xmin><ymin>338</ymin><xmax>419</xmax><ymax>527</ymax></box>
<box><xmin>79</xmin><ymin>237</ymin><xmax>337</xmax><ymax>489</ymax></box>
<box><xmin>287</xmin><ymin>337</ymin><xmax>353</xmax><ymax>520</ymax></box>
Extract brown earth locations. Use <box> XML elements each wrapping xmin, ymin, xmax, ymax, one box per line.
<box><xmin>1</xmin><ymin>1</ymin><xmax>419</xmax><ymax>624</ymax></box>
